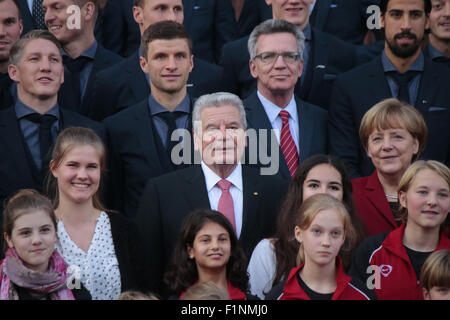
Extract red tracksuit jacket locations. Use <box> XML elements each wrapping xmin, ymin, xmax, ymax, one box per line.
<box><xmin>350</xmin><ymin>223</ymin><xmax>450</xmax><ymax>300</ymax></box>
<box><xmin>274</xmin><ymin>258</ymin><xmax>374</xmax><ymax>300</ymax></box>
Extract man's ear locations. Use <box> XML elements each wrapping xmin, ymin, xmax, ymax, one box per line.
<box><xmin>8</xmin><ymin>64</ymin><xmax>19</xmax><ymax>83</ymax></box>
<box><xmin>133</xmin><ymin>6</ymin><xmax>143</xmax><ymax>25</ymax></box>
<box><xmin>83</xmin><ymin>1</ymin><xmax>96</xmax><ymax>21</ymax></box>
<box><xmin>139</xmin><ymin>56</ymin><xmax>148</xmax><ymax>74</ymax></box>
<box><xmin>249</xmin><ymin>60</ymin><xmax>258</xmax><ymax>79</ymax></box>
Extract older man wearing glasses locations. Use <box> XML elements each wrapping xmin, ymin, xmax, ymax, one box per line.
<box><xmin>243</xmin><ymin>19</ymin><xmax>328</xmax><ymax>181</ymax></box>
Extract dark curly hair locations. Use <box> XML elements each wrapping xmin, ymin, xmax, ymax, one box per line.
<box><xmin>164</xmin><ymin>209</ymin><xmax>249</xmax><ymax>295</ymax></box>
<box><xmin>271</xmin><ymin>154</ymin><xmax>365</xmax><ymax>288</ymax></box>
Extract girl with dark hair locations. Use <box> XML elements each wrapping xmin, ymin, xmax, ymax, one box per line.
<box><xmin>48</xmin><ymin>127</ymin><xmax>145</xmax><ymax>300</ymax></box>
<box><xmin>164</xmin><ymin>209</ymin><xmax>257</xmax><ymax>300</ymax></box>
<box><xmin>0</xmin><ymin>189</ymin><xmax>91</xmax><ymax>300</ymax></box>
<box><xmin>247</xmin><ymin>154</ymin><xmax>365</xmax><ymax>299</ymax></box>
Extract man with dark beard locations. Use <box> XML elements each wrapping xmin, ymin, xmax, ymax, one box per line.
<box><xmin>328</xmin><ymin>0</ymin><xmax>450</xmax><ymax>178</ymax></box>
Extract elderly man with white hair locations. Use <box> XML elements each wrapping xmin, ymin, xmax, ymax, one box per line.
<box><xmin>135</xmin><ymin>92</ymin><xmax>289</xmax><ymax>296</ymax></box>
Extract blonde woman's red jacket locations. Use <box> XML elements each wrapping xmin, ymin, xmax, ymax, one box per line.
<box><xmin>349</xmin><ymin>223</ymin><xmax>450</xmax><ymax>300</ymax></box>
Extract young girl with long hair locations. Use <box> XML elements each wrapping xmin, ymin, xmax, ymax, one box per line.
<box><xmin>48</xmin><ymin>127</ymin><xmax>145</xmax><ymax>300</ymax></box>
<box><xmin>265</xmin><ymin>194</ymin><xmax>373</xmax><ymax>300</ymax></box>
<box><xmin>164</xmin><ymin>209</ymin><xmax>257</xmax><ymax>300</ymax></box>
<box><xmin>0</xmin><ymin>189</ymin><xmax>91</xmax><ymax>300</ymax></box>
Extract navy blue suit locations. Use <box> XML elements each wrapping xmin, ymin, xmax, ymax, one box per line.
<box><xmin>135</xmin><ymin>164</ymin><xmax>289</xmax><ymax>293</ymax></box>
<box><xmin>236</xmin><ymin>0</ymin><xmax>272</xmax><ymax>37</ymax></box>
<box><xmin>183</xmin><ymin>0</ymin><xmax>238</xmax><ymax>63</ymax></box>
<box><xmin>328</xmin><ymin>56</ymin><xmax>450</xmax><ymax>178</ymax></box>
<box><xmin>58</xmin><ymin>44</ymin><xmax>123</xmax><ymax>117</ymax></box>
<box><xmin>221</xmin><ymin>28</ymin><xmax>357</xmax><ymax>109</ymax></box>
<box><xmin>244</xmin><ymin>92</ymin><xmax>328</xmax><ymax>180</ymax></box>
<box><xmin>310</xmin><ymin>0</ymin><xmax>380</xmax><ymax>45</ymax></box>
<box><xmin>17</xmin><ymin>0</ymin><xmax>38</xmax><ymax>34</ymax></box>
<box><xmin>96</xmin><ymin>0</ymin><xmax>140</xmax><ymax>57</ymax></box>
<box><xmin>87</xmin><ymin>51</ymin><xmax>224</xmax><ymax>121</ymax></box>
<box><xmin>103</xmin><ymin>99</ymin><xmax>194</xmax><ymax>218</ymax></box>
<box><xmin>0</xmin><ymin>106</ymin><xmax>105</xmax><ymax>217</ymax></box>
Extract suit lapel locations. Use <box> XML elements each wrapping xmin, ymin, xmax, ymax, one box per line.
<box><xmin>132</xmin><ymin>101</ymin><xmax>164</xmax><ymax>174</ymax></box>
<box><xmin>307</xmin><ymin>30</ymin><xmax>328</xmax><ymax>100</ymax></box>
<box><xmin>365</xmin><ymin>172</ymin><xmax>397</xmax><ymax>229</ymax></box>
<box><xmin>415</xmin><ymin>59</ymin><xmax>438</xmax><ymax>115</ymax></box>
<box><xmin>183</xmin><ymin>165</ymin><xmax>211</xmax><ymax>209</ymax></box>
<box><xmin>127</xmin><ymin>52</ymin><xmax>150</xmax><ymax>102</ymax></box>
<box><xmin>296</xmin><ymin>97</ymin><xmax>312</xmax><ymax>163</ymax></box>
<box><xmin>0</xmin><ymin>108</ymin><xmax>39</xmax><ymax>186</ymax></box>
<box><xmin>240</xmin><ymin>166</ymin><xmax>261</xmax><ymax>242</ymax></box>
<box><xmin>368</xmin><ymin>57</ymin><xmax>392</xmax><ymax>102</ymax></box>
<box><xmin>311</xmin><ymin>0</ymin><xmax>332</xmax><ymax>31</ymax></box>
<box><xmin>245</xmin><ymin>92</ymin><xmax>290</xmax><ymax>179</ymax></box>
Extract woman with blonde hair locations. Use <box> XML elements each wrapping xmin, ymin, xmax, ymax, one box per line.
<box><xmin>265</xmin><ymin>194</ymin><xmax>373</xmax><ymax>300</ymax></box>
<box><xmin>48</xmin><ymin>127</ymin><xmax>145</xmax><ymax>300</ymax></box>
<box><xmin>350</xmin><ymin>160</ymin><xmax>450</xmax><ymax>300</ymax></box>
<box><xmin>353</xmin><ymin>98</ymin><xmax>428</xmax><ymax>236</ymax></box>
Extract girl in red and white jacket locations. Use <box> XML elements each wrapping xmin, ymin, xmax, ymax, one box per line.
<box><xmin>350</xmin><ymin>160</ymin><xmax>450</xmax><ymax>300</ymax></box>
<box><xmin>266</xmin><ymin>194</ymin><xmax>375</xmax><ymax>300</ymax></box>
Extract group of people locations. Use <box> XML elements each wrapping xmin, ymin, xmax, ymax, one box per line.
<box><xmin>0</xmin><ymin>0</ymin><xmax>449</xmax><ymax>300</ymax></box>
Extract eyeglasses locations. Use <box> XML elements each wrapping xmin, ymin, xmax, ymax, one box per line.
<box><xmin>253</xmin><ymin>51</ymin><xmax>301</xmax><ymax>64</ymax></box>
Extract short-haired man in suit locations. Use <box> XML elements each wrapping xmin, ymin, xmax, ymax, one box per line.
<box><xmin>424</xmin><ymin>0</ymin><xmax>450</xmax><ymax>66</ymax></box>
<box><xmin>244</xmin><ymin>19</ymin><xmax>328</xmax><ymax>181</ymax></box>
<box><xmin>104</xmin><ymin>21</ymin><xmax>195</xmax><ymax>218</ymax></box>
<box><xmin>0</xmin><ymin>30</ymin><xmax>104</xmax><ymax>217</ymax></box>
<box><xmin>87</xmin><ymin>0</ymin><xmax>224</xmax><ymax>121</ymax></box>
<box><xmin>329</xmin><ymin>0</ymin><xmax>450</xmax><ymax>178</ymax></box>
<box><xmin>43</xmin><ymin>0</ymin><xmax>123</xmax><ymax>115</ymax></box>
<box><xmin>136</xmin><ymin>92</ymin><xmax>289</xmax><ymax>295</ymax></box>
<box><xmin>221</xmin><ymin>0</ymin><xmax>357</xmax><ymax>110</ymax></box>
<box><xmin>0</xmin><ymin>0</ymin><xmax>22</xmax><ymax>109</ymax></box>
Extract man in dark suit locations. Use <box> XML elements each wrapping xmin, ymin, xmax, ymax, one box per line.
<box><xmin>0</xmin><ymin>30</ymin><xmax>104</xmax><ymax>218</ymax></box>
<box><xmin>104</xmin><ymin>21</ymin><xmax>195</xmax><ymax>218</ymax></box>
<box><xmin>221</xmin><ymin>0</ymin><xmax>357</xmax><ymax>110</ymax></box>
<box><xmin>244</xmin><ymin>19</ymin><xmax>328</xmax><ymax>181</ymax></box>
<box><xmin>97</xmin><ymin>0</ymin><xmax>141</xmax><ymax>57</ymax></box>
<box><xmin>0</xmin><ymin>0</ymin><xmax>22</xmax><ymax>109</ymax></box>
<box><xmin>310</xmin><ymin>0</ymin><xmax>380</xmax><ymax>45</ymax></box>
<box><xmin>329</xmin><ymin>0</ymin><xmax>450</xmax><ymax>178</ymax></box>
<box><xmin>183</xmin><ymin>0</ymin><xmax>238</xmax><ymax>63</ymax></box>
<box><xmin>86</xmin><ymin>0</ymin><xmax>224</xmax><ymax>121</ymax></box>
<box><xmin>43</xmin><ymin>0</ymin><xmax>123</xmax><ymax>116</ymax></box>
<box><xmin>424</xmin><ymin>0</ymin><xmax>450</xmax><ymax>66</ymax></box>
<box><xmin>17</xmin><ymin>0</ymin><xmax>46</xmax><ymax>33</ymax></box>
<box><xmin>136</xmin><ymin>92</ymin><xmax>289</xmax><ymax>294</ymax></box>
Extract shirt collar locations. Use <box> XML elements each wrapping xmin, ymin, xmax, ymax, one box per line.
<box><xmin>257</xmin><ymin>91</ymin><xmax>298</xmax><ymax>124</ymax></box>
<box><xmin>62</xmin><ymin>40</ymin><xmax>98</xmax><ymax>59</ymax></box>
<box><xmin>148</xmin><ymin>93</ymin><xmax>190</xmax><ymax>116</ymax></box>
<box><xmin>201</xmin><ymin>161</ymin><xmax>243</xmax><ymax>193</ymax></box>
<box><xmin>427</xmin><ymin>42</ymin><xmax>446</xmax><ymax>60</ymax></box>
<box><xmin>15</xmin><ymin>99</ymin><xmax>60</xmax><ymax>120</ymax></box>
<box><xmin>381</xmin><ymin>50</ymin><xmax>424</xmax><ymax>73</ymax></box>
<box><xmin>302</xmin><ymin>24</ymin><xmax>312</xmax><ymax>41</ymax></box>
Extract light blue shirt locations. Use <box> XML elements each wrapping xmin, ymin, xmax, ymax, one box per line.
<box><xmin>257</xmin><ymin>91</ymin><xmax>300</xmax><ymax>155</ymax></box>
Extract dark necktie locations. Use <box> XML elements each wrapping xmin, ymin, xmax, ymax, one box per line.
<box><xmin>63</xmin><ymin>55</ymin><xmax>92</xmax><ymax>107</ymax></box>
<box><xmin>24</xmin><ymin>113</ymin><xmax>57</xmax><ymax>173</ymax></box>
<box><xmin>158</xmin><ymin>111</ymin><xmax>184</xmax><ymax>156</ymax></box>
<box><xmin>32</xmin><ymin>0</ymin><xmax>46</xmax><ymax>29</ymax></box>
<box><xmin>388</xmin><ymin>70</ymin><xmax>420</xmax><ymax>104</ymax></box>
<box><xmin>434</xmin><ymin>56</ymin><xmax>450</xmax><ymax>68</ymax></box>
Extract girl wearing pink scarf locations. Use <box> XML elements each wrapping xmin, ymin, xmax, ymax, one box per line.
<box><xmin>0</xmin><ymin>189</ymin><xmax>90</xmax><ymax>300</ymax></box>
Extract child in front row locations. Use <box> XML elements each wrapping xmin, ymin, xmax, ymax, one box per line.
<box><xmin>164</xmin><ymin>209</ymin><xmax>258</xmax><ymax>300</ymax></box>
<box><xmin>265</xmin><ymin>194</ymin><xmax>375</xmax><ymax>300</ymax></box>
<box><xmin>420</xmin><ymin>249</ymin><xmax>450</xmax><ymax>300</ymax></box>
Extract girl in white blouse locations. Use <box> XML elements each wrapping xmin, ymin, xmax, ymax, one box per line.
<box><xmin>48</xmin><ymin>127</ymin><xmax>144</xmax><ymax>300</ymax></box>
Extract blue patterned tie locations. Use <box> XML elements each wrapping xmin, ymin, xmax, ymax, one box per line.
<box><xmin>32</xmin><ymin>0</ymin><xmax>46</xmax><ymax>29</ymax></box>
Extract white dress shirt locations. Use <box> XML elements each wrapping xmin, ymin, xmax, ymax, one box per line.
<box><xmin>257</xmin><ymin>91</ymin><xmax>300</xmax><ymax>154</ymax></box>
<box><xmin>201</xmin><ymin>161</ymin><xmax>243</xmax><ymax>238</ymax></box>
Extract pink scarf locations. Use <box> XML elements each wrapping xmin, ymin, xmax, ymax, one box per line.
<box><xmin>0</xmin><ymin>248</ymin><xmax>75</xmax><ymax>300</ymax></box>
